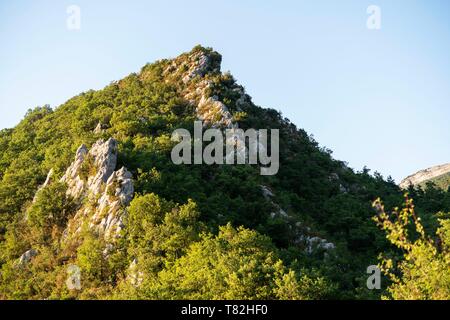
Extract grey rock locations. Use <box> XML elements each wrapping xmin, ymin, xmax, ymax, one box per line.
<box><xmin>304</xmin><ymin>236</ymin><xmax>335</xmax><ymax>254</ymax></box>
<box><xmin>60</xmin><ymin>144</ymin><xmax>88</xmax><ymax>199</ymax></box>
<box><xmin>196</xmin><ymin>95</ymin><xmax>233</xmax><ymax>128</ymax></box>
<box><xmin>61</xmin><ymin>139</ymin><xmax>118</xmax><ymax>200</ymax></box>
<box><xmin>90</xmin><ymin>166</ymin><xmax>134</xmax><ymax>240</ymax></box>
<box><xmin>17</xmin><ymin>249</ymin><xmax>37</xmax><ymax>267</ymax></box>
<box><xmin>87</xmin><ymin>138</ymin><xmax>118</xmax><ymax>197</ymax></box>
<box><xmin>181</xmin><ymin>51</ymin><xmax>216</xmax><ymax>83</ymax></box>
<box><xmin>93</xmin><ymin>122</ymin><xmax>104</xmax><ymax>134</ymax></box>
<box><xmin>32</xmin><ymin>168</ymin><xmax>54</xmax><ymax>203</ymax></box>
<box><xmin>61</xmin><ymin>138</ymin><xmax>134</xmax><ymax>243</ymax></box>
<box><xmin>260</xmin><ymin>185</ymin><xmax>274</xmax><ymax>199</ymax></box>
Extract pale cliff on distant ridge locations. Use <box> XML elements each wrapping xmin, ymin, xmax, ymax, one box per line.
<box><xmin>399</xmin><ymin>163</ymin><xmax>450</xmax><ymax>189</ymax></box>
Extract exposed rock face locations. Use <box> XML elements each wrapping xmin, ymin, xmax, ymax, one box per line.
<box><xmin>163</xmin><ymin>48</ymin><xmax>221</xmax><ymax>83</ymax></box>
<box><xmin>260</xmin><ymin>185</ymin><xmax>274</xmax><ymax>199</ymax></box>
<box><xmin>32</xmin><ymin>168</ymin><xmax>54</xmax><ymax>203</ymax></box>
<box><xmin>400</xmin><ymin>163</ymin><xmax>450</xmax><ymax>189</ymax></box>
<box><xmin>61</xmin><ymin>144</ymin><xmax>88</xmax><ymax>199</ymax></box>
<box><xmin>304</xmin><ymin>236</ymin><xmax>336</xmax><ymax>254</ymax></box>
<box><xmin>17</xmin><ymin>249</ymin><xmax>37</xmax><ymax>267</ymax></box>
<box><xmin>197</xmin><ymin>94</ymin><xmax>234</xmax><ymax>128</ymax></box>
<box><xmin>61</xmin><ymin>138</ymin><xmax>134</xmax><ymax>241</ymax></box>
<box><xmin>164</xmin><ymin>47</ymin><xmax>248</xmax><ymax>129</ymax></box>
<box><xmin>93</xmin><ymin>122</ymin><xmax>104</xmax><ymax>134</ymax></box>
<box><xmin>61</xmin><ymin>138</ymin><xmax>118</xmax><ymax>200</ymax></box>
<box><xmin>181</xmin><ymin>50</ymin><xmax>219</xmax><ymax>83</ymax></box>
<box><xmin>260</xmin><ymin>185</ymin><xmax>288</xmax><ymax>218</ymax></box>
<box><xmin>86</xmin><ymin>138</ymin><xmax>118</xmax><ymax>198</ymax></box>
<box><xmin>183</xmin><ymin>76</ymin><xmax>236</xmax><ymax>129</ymax></box>
<box><xmin>89</xmin><ymin>166</ymin><xmax>133</xmax><ymax>239</ymax></box>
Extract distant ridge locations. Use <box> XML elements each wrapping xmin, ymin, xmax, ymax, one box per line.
<box><xmin>400</xmin><ymin>163</ymin><xmax>450</xmax><ymax>189</ymax></box>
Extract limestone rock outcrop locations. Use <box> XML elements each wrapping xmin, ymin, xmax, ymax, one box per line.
<box><xmin>32</xmin><ymin>168</ymin><xmax>54</xmax><ymax>203</ymax></box>
<box><xmin>61</xmin><ymin>138</ymin><xmax>134</xmax><ymax>241</ymax></box>
<box><xmin>16</xmin><ymin>249</ymin><xmax>37</xmax><ymax>267</ymax></box>
<box><xmin>400</xmin><ymin>163</ymin><xmax>450</xmax><ymax>189</ymax></box>
<box><xmin>163</xmin><ymin>47</ymin><xmax>250</xmax><ymax>129</ymax></box>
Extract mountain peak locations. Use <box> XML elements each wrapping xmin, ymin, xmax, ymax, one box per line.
<box><xmin>161</xmin><ymin>45</ymin><xmax>222</xmax><ymax>84</ymax></box>
<box><xmin>149</xmin><ymin>46</ymin><xmax>247</xmax><ymax>128</ymax></box>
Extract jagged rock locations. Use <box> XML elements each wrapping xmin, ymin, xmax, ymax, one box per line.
<box><xmin>42</xmin><ymin>168</ymin><xmax>54</xmax><ymax>188</ymax></box>
<box><xmin>260</xmin><ymin>185</ymin><xmax>274</xmax><ymax>199</ymax></box>
<box><xmin>181</xmin><ymin>50</ymin><xmax>220</xmax><ymax>83</ymax></box>
<box><xmin>270</xmin><ymin>208</ymin><xmax>288</xmax><ymax>219</ymax></box>
<box><xmin>197</xmin><ymin>95</ymin><xmax>234</xmax><ymax>128</ymax></box>
<box><xmin>292</xmin><ymin>223</ymin><xmax>335</xmax><ymax>255</ymax></box>
<box><xmin>61</xmin><ymin>138</ymin><xmax>118</xmax><ymax>200</ymax></box>
<box><xmin>93</xmin><ymin>122</ymin><xmax>104</xmax><ymax>134</ymax></box>
<box><xmin>235</xmin><ymin>96</ymin><xmax>247</xmax><ymax>110</ymax></box>
<box><xmin>61</xmin><ymin>138</ymin><xmax>134</xmax><ymax>242</ymax></box>
<box><xmin>184</xmin><ymin>77</ymin><xmax>235</xmax><ymax>128</ymax></box>
<box><xmin>294</xmin><ymin>235</ymin><xmax>335</xmax><ymax>255</ymax></box>
<box><xmin>400</xmin><ymin>163</ymin><xmax>450</xmax><ymax>189</ymax></box>
<box><xmin>86</xmin><ymin>138</ymin><xmax>118</xmax><ymax>197</ymax></box>
<box><xmin>89</xmin><ymin>166</ymin><xmax>134</xmax><ymax>239</ymax></box>
<box><xmin>17</xmin><ymin>249</ymin><xmax>37</xmax><ymax>267</ymax></box>
<box><xmin>164</xmin><ymin>47</ymin><xmax>252</xmax><ymax>129</ymax></box>
<box><xmin>174</xmin><ymin>51</ymin><xmax>237</xmax><ymax>129</ymax></box>
<box><xmin>32</xmin><ymin>168</ymin><xmax>54</xmax><ymax>203</ymax></box>
<box><xmin>305</xmin><ymin>237</ymin><xmax>335</xmax><ymax>254</ymax></box>
<box><xmin>60</xmin><ymin>144</ymin><xmax>88</xmax><ymax>199</ymax></box>
<box><xmin>102</xmin><ymin>243</ymin><xmax>114</xmax><ymax>257</ymax></box>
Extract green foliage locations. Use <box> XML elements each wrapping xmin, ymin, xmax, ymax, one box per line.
<box><xmin>27</xmin><ymin>182</ymin><xmax>75</xmax><ymax>233</ymax></box>
<box><xmin>373</xmin><ymin>196</ymin><xmax>450</xmax><ymax>300</ymax></box>
<box><xmin>77</xmin><ymin>233</ymin><xmax>106</xmax><ymax>280</ymax></box>
<box><xmin>126</xmin><ymin>193</ymin><xmax>203</xmax><ymax>275</ymax></box>
<box><xmin>418</xmin><ymin>172</ymin><xmax>450</xmax><ymax>191</ymax></box>
<box><xmin>120</xmin><ymin>224</ymin><xmax>333</xmax><ymax>300</ymax></box>
<box><xmin>0</xmin><ymin>46</ymin><xmax>448</xmax><ymax>300</ymax></box>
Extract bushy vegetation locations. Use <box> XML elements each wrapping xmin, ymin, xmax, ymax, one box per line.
<box><xmin>373</xmin><ymin>196</ymin><xmax>450</xmax><ymax>299</ymax></box>
<box><xmin>0</xmin><ymin>46</ymin><xmax>448</xmax><ymax>299</ymax></box>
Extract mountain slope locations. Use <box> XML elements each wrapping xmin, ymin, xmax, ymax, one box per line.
<box><xmin>400</xmin><ymin>163</ymin><xmax>450</xmax><ymax>190</ymax></box>
<box><xmin>0</xmin><ymin>46</ymin><xmax>446</xmax><ymax>299</ymax></box>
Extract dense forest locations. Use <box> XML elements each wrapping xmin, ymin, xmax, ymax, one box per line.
<box><xmin>0</xmin><ymin>46</ymin><xmax>448</xmax><ymax>300</ymax></box>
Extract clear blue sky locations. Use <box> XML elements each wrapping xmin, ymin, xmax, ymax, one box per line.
<box><xmin>1</xmin><ymin>0</ymin><xmax>449</xmax><ymax>182</ymax></box>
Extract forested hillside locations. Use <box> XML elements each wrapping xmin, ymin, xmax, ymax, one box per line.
<box><xmin>0</xmin><ymin>46</ymin><xmax>448</xmax><ymax>299</ymax></box>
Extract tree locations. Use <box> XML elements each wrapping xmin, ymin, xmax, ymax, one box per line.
<box><xmin>26</xmin><ymin>181</ymin><xmax>75</xmax><ymax>243</ymax></box>
<box><xmin>126</xmin><ymin>193</ymin><xmax>203</xmax><ymax>276</ymax></box>
<box><xmin>135</xmin><ymin>224</ymin><xmax>332</xmax><ymax>300</ymax></box>
<box><xmin>373</xmin><ymin>195</ymin><xmax>450</xmax><ymax>300</ymax></box>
